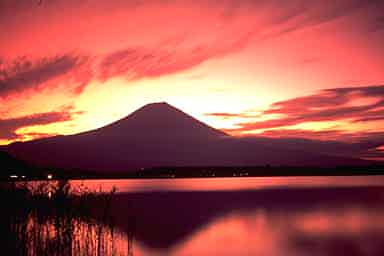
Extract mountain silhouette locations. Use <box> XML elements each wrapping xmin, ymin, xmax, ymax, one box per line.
<box><xmin>5</xmin><ymin>102</ymin><xmax>372</xmax><ymax>172</ymax></box>
<box><xmin>95</xmin><ymin>102</ymin><xmax>227</xmax><ymax>140</ymax></box>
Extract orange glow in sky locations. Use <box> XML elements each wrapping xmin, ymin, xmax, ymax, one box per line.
<box><xmin>0</xmin><ymin>0</ymin><xmax>383</xmax><ymax>146</ymax></box>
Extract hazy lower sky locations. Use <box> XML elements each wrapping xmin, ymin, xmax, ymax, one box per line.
<box><xmin>0</xmin><ymin>0</ymin><xmax>383</xmax><ymax>147</ymax></box>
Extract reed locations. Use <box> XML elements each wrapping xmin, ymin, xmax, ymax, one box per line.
<box><xmin>0</xmin><ymin>180</ymin><xmax>131</xmax><ymax>256</ymax></box>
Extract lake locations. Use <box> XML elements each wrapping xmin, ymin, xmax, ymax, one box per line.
<box><xmin>3</xmin><ymin>176</ymin><xmax>384</xmax><ymax>255</ymax></box>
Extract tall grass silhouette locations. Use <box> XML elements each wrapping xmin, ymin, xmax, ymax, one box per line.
<box><xmin>0</xmin><ymin>180</ymin><xmax>133</xmax><ymax>256</ymax></box>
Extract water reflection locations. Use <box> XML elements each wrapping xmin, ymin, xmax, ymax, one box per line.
<box><xmin>165</xmin><ymin>206</ymin><xmax>384</xmax><ymax>256</ymax></box>
<box><xmin>109</xmin><ymin>187</ymin><xmax>384</xmax><ymax>256</ymax></box>
<box><xmin>2</xmin><ymin>177</ymin><xmax>384</xmax><ymax>255</ymax></box>
<box><xmin>70</xmin><ymin>176</ymin><xmax>384</xmax><ymax>193</ymax></box>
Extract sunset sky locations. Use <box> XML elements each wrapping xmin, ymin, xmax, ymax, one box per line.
<box><xmin>0</xmin><ymin>0</ymin><xmax>383</xmax><ymax>155</ymax></box>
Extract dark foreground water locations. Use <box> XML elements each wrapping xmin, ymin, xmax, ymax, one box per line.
<box><xmin>3</xmin><ymin>176</ymin><xmax>384</xmax><ymax>255</ymax></box>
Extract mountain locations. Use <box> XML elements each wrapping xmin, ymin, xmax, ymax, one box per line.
<box><xmin>0</xmin><ymin>150</ymin><xmax>33</xmax><ymax>178</ymax></box>
<box><xmin>95</xmin><ymin>102</ymin><xmax>227</xmax><ymax>140</ymax></box>
<box><xmin>4</xmin><ymin>102</ymin><xmax>373</xmax><ymax>173</ymax></box>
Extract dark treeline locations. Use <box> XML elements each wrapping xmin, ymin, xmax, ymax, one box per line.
<box><xmin>25</xmin><ymin>165</ymin><xmax>384</xmax><ymax>180</ymax></box>
<box><xmin>135</xmin><ymin>165</ymin><xmax>384</xmax><ymax>178</ymax></box>
<box><xmin>1</xmin><ymin>148</ymin><xmax>383</xmax><ymax>180</ymax></box>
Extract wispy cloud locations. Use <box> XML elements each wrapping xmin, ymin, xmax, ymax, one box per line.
<box><xmin>98</xmin><ymin>32</ymin><xmax>253</xmax><ymax>82</ymax></box>
<box><xmin>226</xmin><ymin>85</ymin><xmax>384</xmax><ymax>131</ymax></box>
<box><xmin>0</xmin><ymin>106</ymin><xmax>83</xmax><ymax>140</ymax></box>
<box><xmin>258</xmin><ymin>129</ymin><xmax>384</xmax><ymax>144</ymax></box>
<box><xmin>1</xmin><ymin>0</ymin><xmax>384</xmax><ymax>99</ymax></box>
<box><xmin>0</xmin><ymin>31</ymin><xmax>254</xmax><ymax>99</ymax></box>
<box><xmin>204</xmin><ymin>112</ymin><xmax>260</xmax><ymax>119</ymax></box>
<box><xmin>0</xmin><ymin>54</ymin><xmax>91</xmax><ymax>98</ymax></box>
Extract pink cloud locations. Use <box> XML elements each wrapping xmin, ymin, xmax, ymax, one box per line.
<box><xmin>98</xmin><ymin>32</ymin><xmax>253</xmax><ymax>82</ymax></box>
<box><xmin>0</xmin><ymin>54</ymin><xmax>92</xmax><ymax>98</ymax></box>
<box><xmin>228</xmin><ymin>85</ymin><xmax>384</xmax><ymax>131</ymax></box>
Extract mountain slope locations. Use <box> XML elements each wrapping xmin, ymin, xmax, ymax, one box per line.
<box><xmin>94</xmin><ymin>102</ymin><xmax>227</xmax><ymax>140</ymax></box>
<box><xmin>4</xmin><ymin>102</ymin><xmax>373</xmax><ymax>172</ymax></box>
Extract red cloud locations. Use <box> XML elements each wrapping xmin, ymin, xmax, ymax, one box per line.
<box><xmin>1</xmin><ymin>0</ymin><xmax>383</xmax><ymax>100</ymax></box>
<box><xmin>229</xmin><ymin>85</ymin><xmax>384</xmax><ymax>131</ymax></box>
<box><xmin>0</xmin><ymin>31</ymin><xmax>254</xmax><ymax>99</ymax></box>
<box><xmin>0</xmin><ymin>54</ymin><xmax>92</xmax><ymax>98</ymax></box>
<box><xmin>204</xmin><ymin>112</ymin><xmax>260</xmax><ymax>120</ymax></box>
<box><xmin>0</xmin><ymin>106</ymin><xmax>83</xmax><ymax>140</ymax></box>
<box><xmin>258</xmin><ymin>129</ymin><xmax>384</xmax><ymax>143</ymax></box>
<box><xmin>98</xmin><ymin>32</ymin><xmax>253</xmax><ymax>82</ymax></box>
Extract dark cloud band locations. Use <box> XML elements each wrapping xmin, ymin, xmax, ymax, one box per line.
<box><xmin>0</xmin><ymin>106</ymin><xmax>83</xmax><ymax>140</ymax></box>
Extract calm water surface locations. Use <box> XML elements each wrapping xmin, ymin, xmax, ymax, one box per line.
<box><xmin>4</xmin><ymin>176</ymin><xmax>384</xmax><ymax>255</ymax></box>
<box><xmin>72</xmin><ymin>176</ymin><xmax>384</xmax><ymax>256</ymax></box>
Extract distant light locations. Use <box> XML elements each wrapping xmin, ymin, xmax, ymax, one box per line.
<box><xmin>10</xmin><ymin>175</ymin><xmax>18</xmax><ymax>179</ymax></box>
<box><xmin>47</xmin><ymin>174</ymin><xmax>53</xmax><ymax>180</ymax></box>
<box><xmin>21</xmin><ymin>175</ymin><xmax>26</xmax><ymax>178</ymax></box>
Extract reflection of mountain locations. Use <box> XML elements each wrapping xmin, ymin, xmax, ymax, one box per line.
<box><xmin>110</xmin><ymin>187</ymin><xmax>384</xmax><ymax>252</ymax></box>
<box><xmin>3</xmin><ymin>183</ymin><xmax>384</xmax><ymax>255</ymax></box>
<box><xmin>5</xmin><ymin>102</ymin><xmax>372</xmax><ymax>172</ymax></box>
